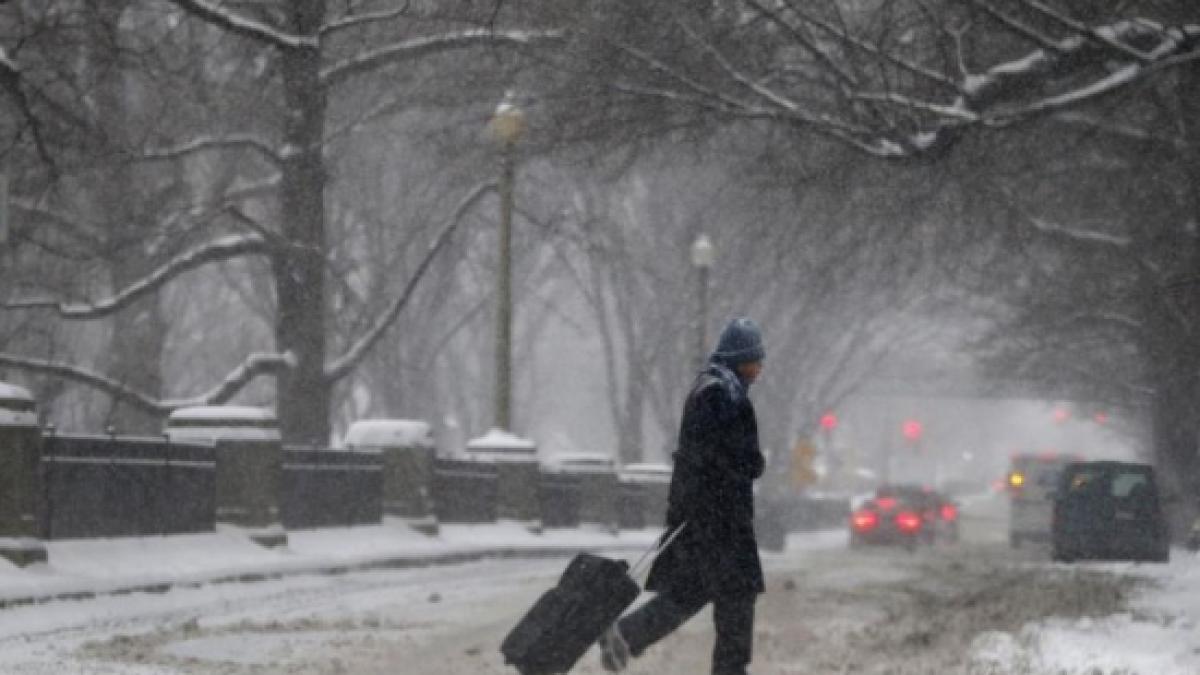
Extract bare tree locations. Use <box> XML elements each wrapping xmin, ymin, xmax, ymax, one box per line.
<box><xmin>1</xmin><ymin>0</ymin><xmax>560</xmax><ymax>443</ymax></box>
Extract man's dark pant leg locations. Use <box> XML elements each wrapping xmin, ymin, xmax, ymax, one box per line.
<box><xmin>711</xmin><ymin>592</ymin><xmax>755</xmax><ymax>675</ymax></box>
<box><xmin>617</xmin><ymin>588</ymin><xmax>707</xmax><ymax>657</ymax></box>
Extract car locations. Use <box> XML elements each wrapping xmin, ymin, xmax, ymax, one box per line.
<box><xmin>849</xmin><ymin>495</ymin><xmax>929</xmax><ymax>551</ymax></box>
<box><xmin>1007</xmin><ymin>452</ymin><xmax>1079</xmax><ymax>548</ymax></box>
<box><xmin>1051</xmin><ymin>460</ymin><xmax>1169</xmax><ymax>563</ymax></box>
<box><xmin>875</xmin><ymin>484</ymin><xmax>960</xmax><ymax>545</ymax></box>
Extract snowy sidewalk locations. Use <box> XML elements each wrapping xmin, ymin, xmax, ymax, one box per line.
<box><xmin>970</xmin><ymin>551</ymin><xmax>1200</xmax><ymax>675</ymax></box>
<box><xmin>0</xmin><ymin>521</ymin><xmax>663</xmax><ymax>607</ymax></box>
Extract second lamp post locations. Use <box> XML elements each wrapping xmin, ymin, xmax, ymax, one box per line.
<box><xmin>489</xmin><ymin>92</ymin><xmax>525</xmax><ymax>432</ymax></box>
<box><xmin>691</xmin><ymin>234</ymin><xmax>715</xmax><ymax>370</ymax></box>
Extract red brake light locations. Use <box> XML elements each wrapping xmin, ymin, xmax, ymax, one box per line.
<box><xmin>851</xmin><ymin>510</ymin><xmax>879</xmax><ymax>532</ymax></box>
<box><xmin>876</xmin><ymin>497</ymin><xmax>897</xmax><ymax>511</ymax></box>
<box><xmin>940</xmin><ymin>504</ymin><xmax>958</xmax><ymax>521</ymax></box>
<box><xmin>895</xmin><ymin>511</ymin><xmax>922</xmax><ymax>533</ymax></box>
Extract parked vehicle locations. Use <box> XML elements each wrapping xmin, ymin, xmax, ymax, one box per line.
<box><xmin>1007</xmin><ymin>453</ymin><xmax>1077</xmax><ymax>548</ymax></box>
<box><xmin>849</xmin><ymin>495</ymin><xmax>928</xmax><ymax>551</ymax></box>
<box><xmin>1051</xmin><ymin>461</ymin><xmax>1169</xmax><ymax>563</ymax></box>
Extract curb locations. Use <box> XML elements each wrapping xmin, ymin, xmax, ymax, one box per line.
<box><xmin>0</xmin><ymin>543</ymin><xmax>648</xmax><ymax>611</ymax></box>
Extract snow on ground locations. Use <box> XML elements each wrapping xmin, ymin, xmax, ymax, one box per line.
<box><xmin>970</xmin><ymin>551</ymin><xmax>1200</xmax><ymax>675</ymax></box>
<box><xmin>0</xmin><ymin>502</ymin><xmax>1198</xmax><ymax>674</ymax></box>
<box><xmin>957</xmin><ymin>492</ymin><xmax>1200</xmax><ymax>674</ymax></box>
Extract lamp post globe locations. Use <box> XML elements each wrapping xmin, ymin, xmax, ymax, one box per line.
<box><xmin>489</xmin><ymin>91</ymin><xmax>525</xmax><ymax>432</ymax></box>
<box><xmin>489</xmin><ymin>91</ymin><xmax>526</xmax><ymax>147</ymax></box>
<box><xmin>691</xmin><ymin>233</ymin><xmax>715</xmax><ymax>268</ymax></box>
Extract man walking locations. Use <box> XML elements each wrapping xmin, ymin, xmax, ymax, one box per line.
<box><xmin>599</xmin><ymin>317</ymin><xmax>766</xmax><ymax>675</ymax></box>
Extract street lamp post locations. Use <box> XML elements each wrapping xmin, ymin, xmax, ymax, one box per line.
<box><xmin>691</xmin><ymin>234</ymin><xmax>715</xmax><ymax>370</ymax></box>
<box><xmin>488</xmin><ymin>92</ymin><xmax>525</xmax><ymax>432</ymax></box>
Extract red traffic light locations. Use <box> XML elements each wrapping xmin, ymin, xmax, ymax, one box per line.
<box><xmin>901</xmin><ymin>419</ymin><xmax>923</xmax><ymax>442</ymax></box>
<box><xmin>819</xmin><ymin>412</ymin><xmax>838</xmax><ymax>431</ymax></box>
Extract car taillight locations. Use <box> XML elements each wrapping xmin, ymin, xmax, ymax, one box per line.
<box><xmin>940</xmin><ymin>504</ymin><xmax>958</xmax><ymax>521</ymax></box>
<box><xmin>851</xmin><ymin>510</ymin><xmax>879</xmax><ymax>532</ymax></box>
<box><xmin>895</xmin><ymin>511</ymin><xmax>922</xmax><ymax>533</ymax></box>
<box><xmin>876</xmin><ymin>497</ymin><xmax>897</xmax><ymax>511</ymax></box>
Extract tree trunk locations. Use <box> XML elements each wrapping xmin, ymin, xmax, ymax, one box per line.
<box><xmin>617</xmin><ymin>356</ymin><xmax>645</xmax><ymax>465</ymax></box>
<box><xmin>275</xmin><ymin>1</ymin><xmax>330</xmax><ymax>445</ymax></box>
<box><xmin>1147</xmin><ymin>350</ymin><xmax>1200</xmax><ymax>538</ymax></box>
<box><xmin>1163</xmin><ymin>62</ymin><xmax>1200</xmax><ymax>533</ymax></box>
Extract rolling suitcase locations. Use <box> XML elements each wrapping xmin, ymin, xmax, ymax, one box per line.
<box><xmin>500</xmin><ymin>524</ymin><xmax>686</xmax><ymax>674</ymax></box>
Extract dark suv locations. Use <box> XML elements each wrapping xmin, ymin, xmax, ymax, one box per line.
<box><xmin>1051</xmin><ymin>461</ymin><xmax>1169</xmax><ymax>563</ymax></box>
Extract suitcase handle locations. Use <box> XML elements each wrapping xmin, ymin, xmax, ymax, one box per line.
<box><xmin>628</xmin><ymin>522</ymin><xmax>687</xmax><ymax>583</ymax></box>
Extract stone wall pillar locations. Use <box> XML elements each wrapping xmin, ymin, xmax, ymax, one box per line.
<box><xmin>0</xmin><ymin>383</ymin><xmax>46</xmax><ymax>566</ymax></box>
<box><xmin>166</xmin><ymin>406</ymin><xmax>287</xmax><ymax>548</ymax></box>
<box><xmin>467</xmin><ymin>429</ymin><xmax>540</xmax><ymax>534</ymax></box>
<box><xmin>579</xmin><ymin>470</ymin><xmax>618</xmax><ymax>533</ymax></box>
<box><xmin>619</xmin><ymin>463</ymin><xmax>672</xmax><ymax>529</ymax></box>
<box><xmin>346</xmin><ymin>419</ymin><xmax>438</xmax><ymax>535</ymax></box>
<box><xmin>547</xmin><ymin>453</ymin><xmax>618</xmax><ymax>534</ymax></box>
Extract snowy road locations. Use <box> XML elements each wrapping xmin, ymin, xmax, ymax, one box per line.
<box><xmin>0</xmin><ymin>497</ymin><xmax>1195</xmax><ymax>675</ymax></box>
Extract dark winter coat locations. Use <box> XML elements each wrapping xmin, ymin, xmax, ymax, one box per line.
<box><xmin>645</xmin><ymin>360</ymin><xmax>766</xmax><ymax>598</ymax></box>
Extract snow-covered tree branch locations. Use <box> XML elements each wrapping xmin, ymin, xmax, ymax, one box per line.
<box><xmin>165</xmin><ymin>0</ymin><xmax>317</xmax><ymax>50</ymax></box>
<box><xmin>321</xmin><ymin>28</ymin><xmax>564</xmax><ymax>85</ymax></box>
<box><xmin>140</xmin><ymin>135</ymin><xmax>281</xmax><ymax>167</ymax></box>
<box><xmin>4</xmin><ymin>234</ymin><xmax>271</xmax><ymax>319</ymax></box>
<box><xmin>325</xmin><ymin>181</ymin><xmax>495</xmax><ymax>382</ymax></box>
<box><xmin>573</xmin><ymin>4</ymin><xmax>1200</xmax><ymax>160</ymax></box>
<box><xmin>319</xmin><ymin>7</ymin><xmax>413</xmax><ymax>39</ymax></box>
<box><xmin>0</xmin><ymin>351</ymin><xmax>294</xmax><ymax>415</ymax></box>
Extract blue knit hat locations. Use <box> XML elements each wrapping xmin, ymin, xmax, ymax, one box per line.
<box><xmin>712</xmin><ymin>317</ymin><xmax>765</xmax><ymax>365</ymax></box>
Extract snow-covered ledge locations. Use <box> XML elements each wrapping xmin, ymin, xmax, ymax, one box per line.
<box><xmin>465</xmin><ymin>428</ymin><xmax>537</xmax><ymax>463</ymax></box>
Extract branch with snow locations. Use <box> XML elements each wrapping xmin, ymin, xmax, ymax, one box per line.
<box><xmin>1051</xmin><ymin>310</ymin><xmax>1142</xmax><ymax>333</ymax></box>
<box><xmin>886</xmin><ymin>18</ymin><xmax>1200</xmax><ymax>157</ymax></box>
<box><xmin>962</xmin><ymin>20</ymin><xmax>1199</xmax><ymax>112</ymax></box>
<box><xmin>166</xmin><ymin>0</ymin><xmax>317</xmax><ymax>50</ymax></box>
<box><xmin>4</xmin><ymin>234</ymin><xmax>271</xmax><ymax>319</ymax></box>
<box><xmin>1027</xmin><ymin>217</ymin><xmax>1132</xmax><ymax>249</ymax></box>
<box><xmin>321</xmin><ymin>28</ymin><xmax>565</xmax><ymax>85</ymax></box>
<box><xmin>139</xmin><ymin>134</ymin><xmax>281</xmax><ymax>166</ymax></box>
<box><xmin>0</xmin><ymin>351</ymin><xmax>294</xmax><ymax>415</ymax></box>
<box><xmin>162</xmin><ymin>351</ymin><xmax>296</xmax><ymax>409</ymax></box>
<box><xmin>1019</xmin><ymin>0</ymin><xmax>1152</xmax><ymax>62</ymax></box>
<box><xmin>320</xmin><ymin>7</ymin><xmax>413</xmax><ymax>39</ymax></box>
<box><xmin>324</xmin><ymin>181</ymin><xmax>495</xmax><ymax>382</ymax></box>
